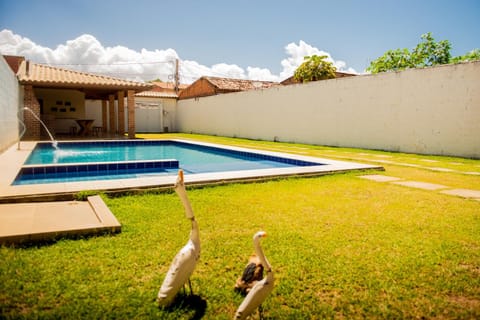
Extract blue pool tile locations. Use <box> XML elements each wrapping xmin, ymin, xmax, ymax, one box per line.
<box><xmin>57</xmin><ymin>166</ymin><xmax>67</xmax><ymax>174</ymax></box>
<box><xmin>22</xmin><ymin>167</ymin><xmax>34</xmax><ymax>175</ymax></box>
<box><xmin>66</xmin><ymin>166</ymin><xmax>77</xmax><ymax>174</ymax></box>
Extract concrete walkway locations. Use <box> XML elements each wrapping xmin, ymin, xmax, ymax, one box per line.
<box><xmin>0</xmin><ymin>195</ymin><xmax>121</xmax><ymax>245</ymax></box>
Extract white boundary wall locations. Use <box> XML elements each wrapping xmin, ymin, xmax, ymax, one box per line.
<box><xmin>177</xmin><ymin>62</ymin><xmax>480</xmax><ymax>158</ymax></box>
<box><xmin>0</xmin><ymin>57</ymin><xmax>20</xmax><ymax>152</ymax></box>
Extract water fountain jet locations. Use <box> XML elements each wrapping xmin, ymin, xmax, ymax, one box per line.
<box><xmin>18</xmin><ymin>107</ymin><xmax>58</xmax><ymax>150</ymax></box>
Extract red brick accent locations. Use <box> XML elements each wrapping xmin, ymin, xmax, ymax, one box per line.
<box><xmin>127</xmin><ymin>90</ymin><xmax>135</xmax><ymax>139</ymax></box>
<box><xmin>22</xmin><ymin>85</ymin><xmax>41</xmax><ymax>140</ymax></box>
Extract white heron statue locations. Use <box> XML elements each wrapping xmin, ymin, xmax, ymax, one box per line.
<box><xmin>234</xmin><ymin>231</ymin><xmax>274</xmax><ymax>320</ymax></box>
<box><xmin>157</xmin><ymin>170</ymin><xmax>200</xmax><ymax>307</ymax></box>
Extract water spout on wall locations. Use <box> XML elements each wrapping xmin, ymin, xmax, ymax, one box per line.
<box><xmin>18</xmin><ymin>107</ymin><xmax>58</xmax><ymax>150</ymax></box>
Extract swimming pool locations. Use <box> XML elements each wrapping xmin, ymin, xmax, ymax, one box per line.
<box><xmin>14</xmin><ymin>140</ymin><xmax>322</xmax><ymax>185</ymax></box>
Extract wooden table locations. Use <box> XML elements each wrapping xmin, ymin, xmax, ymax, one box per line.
<box><xmin>75</xmin><ymin>119</ymin><xmax>95</xmax><ymax>136</ymax></box>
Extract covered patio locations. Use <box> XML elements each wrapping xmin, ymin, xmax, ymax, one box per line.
<box><xmin>15</xmin><ymin>58</ymin><xmax>152</xmax><ymax>140</ymax></box>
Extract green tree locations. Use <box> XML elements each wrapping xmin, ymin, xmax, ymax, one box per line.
<box><xmin>365</xmin><ymin>48</ymin><xmax>413</xmax><ymax>74</ymax></box>
<box><xmin>293</xmin><ymin>55</ymin><xmax>337</xmax><ymax>83</ymax></box>
<box><xmin>411</xmin><ymin>32</ymin><xmax>451</xmax><ymax>66</ymax></box>
<box><xmin>367</xmin><ymin>32</ymin><xmax>452</xmax><ymax>74</ymax></box>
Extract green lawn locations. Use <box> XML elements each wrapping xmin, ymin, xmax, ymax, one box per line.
<box><xmin>1</xmin><ymin>134</ymin><xmax>479</xmax><ymax>319</ymax></box>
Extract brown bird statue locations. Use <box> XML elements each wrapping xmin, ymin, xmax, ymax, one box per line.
<box><xmin>234</xmin><ymin>231</ymin><xmax>274</xmax><ymax>320</ymax></box>
<box><xmin>234</xmin><ymin>254</ymin><xmax>264</xmax><ymax>294</ymax></box>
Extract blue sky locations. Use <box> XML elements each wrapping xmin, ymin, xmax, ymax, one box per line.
<box><xmin>1</xmin><ymin>0</ymin><xmax>479</xmax><ymax>82</ymax></box>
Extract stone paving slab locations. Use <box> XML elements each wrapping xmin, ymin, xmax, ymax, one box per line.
<box><xmin>440</xmin><ymin>189</ymin><xmax>480</xmax><ymax>199</ymax></box>
<box><xmin>0</xmin><ymin>195</ymin><xmax>121</xmax><ymax>245</ymax></box>
<box><xmin>392</xmin><ymin>181</ymin><xmax>448</xmax><ymax>191</ymax></box>
<box><xmin>465</xmin><ymin>172</ymin><xmax>480</xmax><ymax>176</ymax></box>
<box><xmin>430</xmin><ymin>167</ymin><xmax>455</xmax><ymax>172</ymax></box>
<box><xmin>358</xmin><ymin>174</ymin><xmax>402</xmax><ymax>182</ymax></box>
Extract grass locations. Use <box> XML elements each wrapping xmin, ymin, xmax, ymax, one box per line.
<box><xmin>1</xmin><ymin>134</ymin><xmax>479</xmax><ymax>319</ymax></box>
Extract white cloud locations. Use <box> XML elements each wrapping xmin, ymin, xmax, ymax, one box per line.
<box><xmin>211</xmin><ymin>63</ymin><xmax>246</xmax><ymax>79</ymax></box>
<box><xmin>246</xmin><ymin>67</ymin><xmax>279</xmax><ymax>82</ymax></box>
<box><xmin>0</xmin><ymin>30</ymin><xmax>356</xmax><ymax>84</ymax></box>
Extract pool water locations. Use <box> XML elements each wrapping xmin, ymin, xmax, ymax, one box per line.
<box><xmin>14</xmin><ymin>140</ymin><xmax>322</xmax><ymax>185</ymax></box>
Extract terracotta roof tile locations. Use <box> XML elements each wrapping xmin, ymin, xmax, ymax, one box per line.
<box><xmin>17</xmin><ymin>61</ymin><xmax>152</xmax><ymax>92</ymax></box>
<box><xmin>135</xmin><ymin>91</ymin><xmax>178</xmax><ymax>98</ymax></box>
<box><xmin>150</xmin><ymin>81</ymin><xmax>188</xmax><ymax>91</ymax></box>
<box><xmin>203</xmin><ymin>76</ymin><xmax>278</xmax><ymax>91</ymax></box>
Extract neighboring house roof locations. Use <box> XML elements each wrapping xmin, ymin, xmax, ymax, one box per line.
<box><xmin>202</xmin><ymin>76</ymin><xmax>277</xmax><ymax>91</ymax></box>
<box><xmin>16</xmin><ymin>60</ymin><xmax>152</xmax><ymax>99</ymax></box>
<box><xmin>280</xmin><ymin>71</ymin><xmax>357</xmax><ymax>85</ymax></box>
<box><xmin>149</xmin><ymin>81</ymin><xmax>188</xmax><ymax>92</ymax></box>
<box><xmin>135</xmin><ymin>81</ymin><xmax>188</xmax><ymax>99</ymax></box>
<box><xmin>178</xmin><ymin>76</ymin><xmax>278</xmax><ymax>100</ymax></box>
<box><xmin>135</xmin><ymin>91</ymin><xmax>178</xmax><ymax>98</ymax></box>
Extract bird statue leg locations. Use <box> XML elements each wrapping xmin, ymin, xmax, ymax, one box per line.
<box><xmin>181</xmin><ymin>278</ymin><xmax>194</xmax><ymax>296</ymax></box>
<box><xmin>188</xmin><ymin>278</ymin><xmax>193</xmax><ymax>295</ymax></box>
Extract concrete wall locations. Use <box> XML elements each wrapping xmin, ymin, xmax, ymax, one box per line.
<box><xmin>177</xmin><ymin>61</ymin><xmax>480</xmax><ymax>158</ymax></box>
<box><xmin>85</xmin><ymin>99</ymin><xmax>103</xmax><ymax>129</ymax></box>
<box><xmin>0</xmin><ymin>56</ymin><xmax>20</xmax><ymax>152</ymax></box>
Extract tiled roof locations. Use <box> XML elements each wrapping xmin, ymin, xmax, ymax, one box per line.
<box><xmin>150</xmin><ymin>81</ymin><xmax>188</xmax><ymax>91</ymax></box>
<box><xmin>135</xmin><ymin>91</ymin><xmax>178</xmax><ymax>98</ymax></box>
<box><xmin>203</xmin><ymin>76</ymin><xmax>278</xmax><ymax>91</ymax></box>
<box><xmin>17</xmin><ymin>61</ymin><xmax>152</xmax><ymax>92</ymax></box>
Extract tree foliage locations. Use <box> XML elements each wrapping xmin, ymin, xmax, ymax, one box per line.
<box><xmin>367</xmin><ymin>32</ymin><xmax>480</xmax><ymax>74</ymax></box>
<box><xmin>367</xmin><ymin>33</ymin><xmax>452</xmax><ymax>74</ymax></box>
<box><xmin>293</xmin><ymin>55</ymin><xmax>337</xmax><ymax>83</ymax></box>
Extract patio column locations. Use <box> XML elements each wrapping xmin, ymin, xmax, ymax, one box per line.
<box><xmin>108</xmin><ymin>94</ymin><xmax>116</xmax><ymax>134</ymax></box>
<box><xmin>117</xmin><ymin>91</ymin><xmax>125</xmax><ymax>136</ymax></box>
<box><xmin>127</xmin><ymin>90</ymin><xmax>135</xmax><ymax>139</ymax></box>
<box><xmin>101</xmin><ymin>99</ymin><xmax>107</xmax><ymax>132</ymax></box>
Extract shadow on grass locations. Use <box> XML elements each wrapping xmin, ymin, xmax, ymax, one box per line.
<box><xmin>161</xmin><ymin>293</ymin><xmax>207</xmax><ymax>320</ymax></box>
